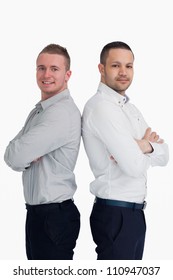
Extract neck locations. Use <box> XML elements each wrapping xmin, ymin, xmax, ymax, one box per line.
<box><xmin>41</xmin><ymin>88</ymin><xmax>67</xmax><ymax>101</ymax></box>
<box><xmin>41</xmin><ymin>92</ymin><xmax>58</xmax><ymax>101</ymax></box>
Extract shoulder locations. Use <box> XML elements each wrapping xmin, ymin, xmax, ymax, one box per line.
<box><xmin>84</xmin><ymin>92</ymin><xmax>117</xmax><ymax>112</ymax></box>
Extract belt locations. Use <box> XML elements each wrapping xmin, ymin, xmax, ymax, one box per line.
<box><xmin>95</xmin><ymin>197</ymin><xmax>147</xmax><ymax>210</ymax></box>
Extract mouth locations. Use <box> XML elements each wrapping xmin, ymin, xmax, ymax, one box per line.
<box><xmin>42</xmin><ymin>81</ymin><xmax>54</xmax><ymax>85</ymax></box>
<box><xmin>117</xmin><ymin>79</ymin><xmax>129</xmax><ymax>84</ymax></box>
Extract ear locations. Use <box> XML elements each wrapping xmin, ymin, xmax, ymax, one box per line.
<box><xmin>65</xmin><ymin>70</ymin><xmax>72</xmax><ymax>82</ymax></box>
<box><xmin>98</xmin><ymin>63</ymin><xmax>105</xmax><ymax>75</ymax></box>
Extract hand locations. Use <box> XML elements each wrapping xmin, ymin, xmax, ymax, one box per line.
<box><xmin>136</xmin><ymin>127</ymin><xmax>164</xmax><ymax>154</ymax></box>
<box><xmin>143</xmin><ymin>127</ymin><xmax>164</xmax><ymax>144</ymax></box>
<box><xmin>110</xmin><ymin>155</ymin><xmax>117</xmax><ymax>163</ymax></box>
<box><xmin>32</xmin><ymin>157</ymin><xmax>42</xmax><ymax>163</ymax></box>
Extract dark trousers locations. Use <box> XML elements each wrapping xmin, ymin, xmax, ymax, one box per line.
<box><xmin>25</xmin><ymin>199</ymin><xmax>80</xmax><ymax>260</ymax></box>
<box><xmin>90</xmin><ymin>202</ymin><xmax>146</xmax><ymax>260</ymax></box>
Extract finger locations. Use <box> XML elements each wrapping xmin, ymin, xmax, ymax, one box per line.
<box><xmin>154</xmin><ymin>135</ymin><xmax>159</xmax><ymax>142</ymax></box>
<box><xmin>150</xmin><ymin>132</ymin><xmax>158</xmax><ymax>142</ymax></box>
<box><xmin>157</xmin><ymin>138</ymin><xmax>164</xmax><ymax>144</ymax></box>
<box><xmin>110</xmin><ymin>155</ymin><xmax>117</xmax><ymax>163</ymax></box>
<box><xmin>143</xmin><ymin>127</ymin><xmax>151</xmax><ymax>140</ymax></box>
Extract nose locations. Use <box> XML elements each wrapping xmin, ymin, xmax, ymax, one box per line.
<box><xmin>119</xmin><ymin>66</ymin><xmax>127</xmax><ymax>76</ymax></box>
<box><xmin>43</xmin><ymin>68</ymin><xmax>51</xmax><ymax>78</ymax></box>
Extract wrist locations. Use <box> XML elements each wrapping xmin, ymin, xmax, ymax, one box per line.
<box><xmin>144</xmin><ymin>140</ymin><xmax>153</xmax><ymax>154</ymax></box>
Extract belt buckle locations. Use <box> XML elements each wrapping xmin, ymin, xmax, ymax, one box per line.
<box><xmin>143</xmin><ymin>201</ymin><xmax>147</xmax><ymax>210</ymax></box>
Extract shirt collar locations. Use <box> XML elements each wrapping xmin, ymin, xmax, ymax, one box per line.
<box><xmin>98</xmin><ymin>82</ymin><xmax>129</xmax><ymax>107</ymax></box>
<box><xmin>36</xmin><ymin>89</ymin><xmax>70</xmax><ymax>110</ymax></box>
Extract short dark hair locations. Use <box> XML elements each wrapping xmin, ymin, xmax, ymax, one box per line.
<box><xmin>37</xmin><ymin>43</ymin><xmax>70</xmax><ymax>70</ymax></box>
<box><xmin>100</xmin><ymin>41</ymin><xmax>134</xmax><ymax>65</ymax></box>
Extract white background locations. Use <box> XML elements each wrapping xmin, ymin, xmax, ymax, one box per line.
<box><xmin>0</xmin><ymin>0</ymin><xmax>172</xmax><ymax>262</ymax></box>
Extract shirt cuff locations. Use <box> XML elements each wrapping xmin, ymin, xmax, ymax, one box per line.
<box><xmin>148</xmin><ymin>142</ymin><xmax>164</xmax><ymax>156</ymax></box>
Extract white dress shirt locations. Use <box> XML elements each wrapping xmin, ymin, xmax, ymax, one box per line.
<box><xmin>82</xmin><ymin>83</ymin><xmax>169</xmax><ymax>203</ymax></box>
<box><xmin>4</xmin><ymin>90</ymin><xmax>81</xmax><ymax>205</ymax></box>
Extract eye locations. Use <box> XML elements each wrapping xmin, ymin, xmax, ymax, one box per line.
<box><xmin>51</xmin><ymin>67</ymin><xmax>59</xmax><ymax>72</ymax></box>
<box><xmin>127</xmin><ymin>65</ymin><xmax>133</xmax><ymax>69</ymax></box>
<box><xmin>112</xmin><ymin>64</ymin><xmax>119</xmax><ymax>68</ymax></box>
<box><xmin>37</xmin><ymin>66</ymin><xmax>45</xmax><ymax>71</ymax></box>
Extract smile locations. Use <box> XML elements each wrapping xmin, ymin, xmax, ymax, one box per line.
<box><xmin>42</xmin><ymin>81</ymin><xmax>54</xmax><ymax>84</ymax></box>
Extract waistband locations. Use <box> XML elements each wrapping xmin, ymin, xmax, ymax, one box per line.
<box><xmin>26</xmin><ymin>199</ymin><xmax>73</xmax><ymax>211</ymax></box>
<box><xmin>95</xmin><ymin>197</ymin><xmax>147</xmax><ymax>210</ymax></box>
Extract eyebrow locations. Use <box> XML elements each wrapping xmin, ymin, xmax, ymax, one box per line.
<box><xmin>111</xmin><ymin>61</ymin><xmax>133</xmax><ymax>64</ymax></box>
<box><xmin>37</xmin><ymin>65</ymin><xmax>60</xmax><ymax>69</ymax></box>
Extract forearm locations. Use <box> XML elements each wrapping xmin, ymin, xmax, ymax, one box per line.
<box><xmin>135</xmin><ymin>139</ymin><xmax>153</xmax><ymax>154</ymax></box>
<box><xmin>4</xmin><ymin>137</ymin><xmax>30</xmax><ymax>171</ymax></box>
<box><xmin>4</xmin><ymin>117</ymin><xmax>69</xmax><ymax>171</ymax></box>
<box><xmin>4</xmin><ymin>140</ymin><xmax>30</xmax><ymax>171</ymax></box>
<box><xmin>135</xmin><ymin>127</ymin><xmax>169</xmax><ymax>166</ymax></box>
<box><xmin>97</xmin><ymin>129</ymin><xmax>152</xmax><ymax>178</ymax></box>
<box><xmin>148</xmin><ymin>142</ymin><xmax>169</xmax><ymax>167</ymax></box>
<box><xmin>4</xmin><ymin>127</ymin><xmax>29</xmax><ymax>171</ymax></box>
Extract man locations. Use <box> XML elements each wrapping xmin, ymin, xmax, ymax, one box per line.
<box><xmin>4</xmin><ymin>44</ymin><xmax>81</xmax><ymax>260</ymax></box>
<box><xmin>82</xmin><ymin>41</ymin><xmax>169</xmax><ymax>260</ymax></box>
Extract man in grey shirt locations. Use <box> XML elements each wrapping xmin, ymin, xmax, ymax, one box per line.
<box><xmin>4</xmin><ymin>44</ymin><xmax>81</xmax><ymax>260</ymax></box>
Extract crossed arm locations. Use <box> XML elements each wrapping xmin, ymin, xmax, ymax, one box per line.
<box><xmin>88</xmin><ymin>103</ymin><xmax>169</xmax><ymax>176</ymax></box>
<box><xmin>136</xmin><ymin>127</ymin><xmax>164</xmax><ymax>154</ymax></box>
<box><xmin>111</xmin><ymin>127</ymin><xmax>163</xmax><ymax>161</ymax></box>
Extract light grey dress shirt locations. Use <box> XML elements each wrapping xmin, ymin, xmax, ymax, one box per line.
<box><xmin>82</xmin><ymin>83</ymin><xmax>169</xmax><ymax>203</ymax></box>
<box><xmin>4</xmin><ymin>89</ymin><xmax>81</xmax><ymax>205</ymax></box>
